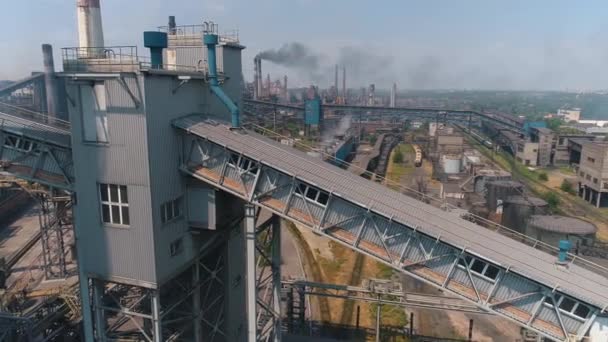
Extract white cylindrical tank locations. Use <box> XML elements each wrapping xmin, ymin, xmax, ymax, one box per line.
<box><xmin>443</xmin><ymin>155</ymin><xmax>461</xmax><ymax>174</ymax></box>
<box><xmin>77</xmin><ymin>0</ymin><xmax>105</xmax><ymax>56</ymax></box>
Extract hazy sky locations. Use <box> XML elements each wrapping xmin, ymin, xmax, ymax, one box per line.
<box><xmin>3</xmin><ymin>0</ymin><xmax>608</xmax><ymax>90</ymax></box>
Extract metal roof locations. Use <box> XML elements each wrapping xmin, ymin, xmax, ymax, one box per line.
<box><xmin>0</xmin><ymin>111</ymin><xmax>71</xmax><ymax>147</ymax></box>
<box><xmin>529</xmin><ymin>215</ymin><xmax>597</xmax><ymax>235</ymax></box>
<box><xmin>175</xmin><ymin>115</ymin><xmax>608</xmax><ymax>310</ymax></box>
<box><xmin>504</xmin><ymin>196</ymin><xmax>548</xmax><ymax>207</ymax></box>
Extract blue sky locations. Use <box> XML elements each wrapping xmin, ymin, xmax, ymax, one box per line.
<box><xmin>2</xmin><ymin>0</ymin><xmax>608</xmax><ymax>90</ymax></box>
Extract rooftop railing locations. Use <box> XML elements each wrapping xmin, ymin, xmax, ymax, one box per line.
<box><xmin>158</xmin><ymin>24</ymin><xmax>240</xmax><ymax>46</ymax></box>
<box><xmin>61</xmin><ymin>46</ymin><xmax>212</xmax><ymax>74</ymax></box>
<box><xmin>245</xmin><ymin>122</ymin><xmax>608</xmax><ymax>279</ymax></box>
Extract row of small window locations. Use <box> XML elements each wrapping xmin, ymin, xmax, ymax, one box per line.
<box><xmin>228</xmin><ymin>153</ymin><xmax>259</xmax><ymax>174</ymax></box>
<box><xmin>581</xmin><ymin>173</ymin><xmax>600</xmax><ymax>184</ymax></box>
<box><xmin>4</xmin><ymin>135</ymin><xmax>39</xmax><ymax>153</ymax></box>
<box><xmin>544</xmin><ymin>294</ymin><xmax>591</xmax><ymax>320</ymax></box>
<box><xmin>457</xmin><ymin>255</ymin><xmax>500</xmax><ymax>281</ymax></box>
<box><xmin>295</xmin><ymin>182</ymin><xmax>330</xmax><ymax>206</ymax></box>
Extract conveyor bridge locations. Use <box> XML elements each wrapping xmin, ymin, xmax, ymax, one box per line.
<box><xmin>174</xmin><ymin>115</ymin><xmax>608</xmax><ymax>342</ymax></box>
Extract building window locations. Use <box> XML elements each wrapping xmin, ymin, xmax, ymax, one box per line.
<box><xmin>294</xmin><ymin>182</ymin><xmax>330</xmax><ymax>206</ymax></box>
<box><xmin>458</xmin><ymin>255</ymin><xmax>500</xmax><ymax>281</ymax></box>
<box><xmin>543</xmin><ymin>294</ymin><xmax>590</xmax><ymax>320</ymax></box>
<box><xmin>4</xmin><ymin>135</ymin><xmax>39</xmax><ymax>153</ymax></box>
<box><xmin>586</xmin><ymin>175</ymin><xmax>592</xmax><ymax>181</ymax></box>
<box><xmin>170</xmin><ymin>238</ymin><xmax>184</xmax><ymax>257</ymax></box>
<box><xmin>99</xmin><ymin>184</ymin><xmax>129</xmax><ymax>226</ymax></box>
<box><xmin>161</xmin><ymin>197</ymin><xmax>182</xmax><ymax>223</ymax></box>
<box><xmin>593</xmin><ymin>178</ymin><xmax>598</xmax><ymax>184</ymax></box>
<box><xmin>580</xmin><ymin>171</ymin><xmax>585</xmax><ymax>177</ymax></box>
<box><xmin>228</xmin><ymin>153</ymin><xmax>259</xmax><ymax>175</ymax></box>
<box><xmin>81</xmin><ymin>82</ymin><xmax>109</xmax><ymax>143</ymax></box>
<box><xmin>587</xmin><ymin>157</ymin><xmax>595</xmax><ymax>163</ymax></box>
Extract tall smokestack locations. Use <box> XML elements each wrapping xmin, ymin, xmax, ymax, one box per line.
<box><xmin>257</xmin><ymin>58</ymin><xmax>263</xmax><ymax>99</ymax></box>
<box><xmin>77</xmin><ymin>0</ymin><xmax>105</xmax><ymax>56</ymax></box>
<box><xmin>42</xmin><ymin>44</ymin><xmax>57</xmax><ymax>118</ymax></box>
<box><xmin>253</xmin><ymin>58</ymin><xmax>259</xmax><ymax>100</ymax></box>
<box><xmin>342</xmin><ymin>66</ymin><xmax>346</xmax><ymax>104</ymax></box>
<box><xmin>390</xmin><ymin>83</ymin><xmax>397</xmax><ymax>108</ymax></box>
<box><xmin>168</xmin><ymin>16</ymin><xmax>176</xmax><ymax>34</ymax></box>
<box><xmin>284</xmin><ymin>75</ymin><xmax>288</xmax><ymax>101</ymax></box>
<box><xmin>335</xmin><ymin>64</ymin><xmax>338</xmax><ymax>90</ymax></box>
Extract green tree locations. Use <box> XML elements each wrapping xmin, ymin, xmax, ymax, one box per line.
<box><xmin>543</xmin><ymin>191</ymin><xmax>560</xmax><ymax>209</ymax></box>
<box><xmin>560</xmin><ymin>180</ymin><xmax>576</xmax><ymax>195</ymax></box>
<box><xmin>545</xmin><ymin>118</ymin><xmax>563</xmax><ymax>131</ymax></box>
<box><xmin>369</xmin><ymin>134</ymin><xmax>377</xmax><ymax>145</ymax></box>
<box><xmin>393</xmin><ymin>149</ymin><xmax>404</xmax><ymax>164</ymax></box>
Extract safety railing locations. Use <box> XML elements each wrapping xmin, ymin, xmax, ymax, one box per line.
<box><xmin>159</xmin><ymin>24</ymin><xmax>240</xmax><ymax>46</ymax></box>
<box><xmin>0</xmin><ymin>102</ymin><xmax>70</xmax><ymax>132</ymax></box>
<box><xmin>244</xmin><ymin>122</ymin><xmax>608</xmax><ymax>278</ymax></box>
<box><xmin>62</xmin><ymin>46</ymin><xmax>214</xmax><ymax>75</ymax></box>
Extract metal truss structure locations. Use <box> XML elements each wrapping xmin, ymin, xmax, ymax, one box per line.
<box><xmin>282</xmin><ymin>278</ymin><xmax>488</xmax><ymax>314</ymax></box>
<box><xmin>90</xmin><ymin>243</ymin><xmax>228</xmax><ymax>342</ymax></box>
<box><xmin>176</xmin><ymin>119</ymin><xmax>606</xmax><ymax>342</ymax></box>
<box><xmin>249</xmin><ymin>208</ymin><xmax>282</xmax><ymax>342</ymax></box>
<box><xmin>0</xmin><ymin>107</ymin><xmax>73</xmax><ymax>191</ymax></box>
<box><xmin>35</xmin><ymin>191</ymin><xmax>73</xmax><ymax>280</ymax></box>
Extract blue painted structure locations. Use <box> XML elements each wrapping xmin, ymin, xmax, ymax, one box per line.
<box><xmin>558</xmin><ymin>240</ymin><xmax>572</xmax><ymax>263</ymax></box>
<box><xmin>305</xmin><ymin>98</ymin><xmax>323</xmax><ymax>125</ymax></box>
<box><xmin>143</xmin><ymin>31</ymin><xmax>168</xmax><ymax>69</ymax></box>
<box><xmin>331</xmin><ymin>135</ymin><xmax>355</xmax><ymax>166</ymax></box>
<box><xmin>203</xmin><ymin>33</ymin><xmax>240</xmax><ymax>128</ymax></box>
<box><xmin>523</xmin><ymin>121</ymin><xmax>547</xmax><ymax>136</ymax></box>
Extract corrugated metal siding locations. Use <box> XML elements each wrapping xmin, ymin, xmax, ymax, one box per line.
<box><xmin>142</xmin><ymin>72</ymin><xmax>236</xmax><ymax>282</ymax></box>
<box><xmin>67</xmin><ymin>76</ymin><xmax>158</xmax><ymax>285</ymax></box>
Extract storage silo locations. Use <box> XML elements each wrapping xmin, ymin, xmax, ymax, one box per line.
<box><xmin>485</xmin><ymin>180</ymin><xmax>524</xmax><ymax>213</ymax></box>
<box><xmin>501</xmin><ymin>196</ymin><xmax>548</xmax><ymax>233</ymax></box>
<box><xmin>527</xmin><ymin>215</ymin><xmax>597</xmax><ymax>248</ymax></box>
<box><xmin>442</xmin><ymin>155</ymin><xmax>461</xmax><ymax>174</ymax></box>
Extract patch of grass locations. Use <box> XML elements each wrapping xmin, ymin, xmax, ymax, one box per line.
<box><xmin>560</xmin><ymin>179</ymin><xmax>577</xmax><ymax>195</ymax></box>
<box><xmin>538</xmin><ymin>172</ymin><xmax>548</xmax><ymax>181</ymax></box>
<box><xmin>376</xmin><ymin>262</ymin><xmax>394</xmax><ymax>279</ymax></box>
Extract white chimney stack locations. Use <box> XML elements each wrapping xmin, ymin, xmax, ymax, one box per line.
<box><xmin>77</xmin><ymin>0</ymin><xmax>105</xmax><ymax>55</ymax></box>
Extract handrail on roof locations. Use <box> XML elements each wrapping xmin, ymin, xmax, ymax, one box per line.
<box><xmin>242</xmin><ymin>122</ymin><xmax>608</xmax><ymax>278</ymax></box>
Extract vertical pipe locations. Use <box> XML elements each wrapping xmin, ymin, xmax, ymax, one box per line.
<box><xmin>42</xmin><ymin>44</ymin><xmax>57</xmax><ymax>118</ymax></box>
<box><xmin>375</xmin><ymin>303</ymin><xmax>381</xmax><ymax>342</ymax></box>
<box><xmin>356</xmin><ymin>305</ymin><xmax>360</xmax><ymax>329</ymax></box>
<box><xmin>204</xmin><ymin>33</ymin><xmax>240</xmax><ymax>127</ymax></box>
<box><xmin>151</xmin><ymin>291</ymin><xmax>162</xmax><ymax>342</ymax></box>
<box><xmin>93</xmin><ymin>279</ymin><xmax>107</xmax><ymax>342</ymax></box>
<box><xmin>272</xmin><ymin>216</ymin><xmax>282</xmax><ymax>342</ymax></box>
<box><xmin>77</xmin><ymin>0</ymin><xmax>105</xmax><ymax>56</ymax></box>
<box><xmin>144</xmin><ymin>32</ymin><xmax>168</xmax><ymax>69</ymax></box>
<box><xmin>244</xmin><ymin>204</ymin><xmax>257</xmax><ymax>342</ymax></box>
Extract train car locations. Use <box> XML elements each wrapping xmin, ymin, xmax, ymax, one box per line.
<box><xmin>413</xmin><ymin>144</ymin><xmax>423</xmax><ymax>167</ymax></box>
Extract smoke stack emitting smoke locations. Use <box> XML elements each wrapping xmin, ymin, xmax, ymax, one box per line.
<box><xmin>256</xmin><ymin>41</ymin><xmax>399</xmax><ymax>89</ymax></box>
<box><xmin>256</xmin><ymin>42</ymin><xmax>320</xmax><ymax>69</ymax></box>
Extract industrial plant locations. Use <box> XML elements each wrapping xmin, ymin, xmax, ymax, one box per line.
<box><xmin>1</xmin><ymin>2</ymin><xmax>608</xmax><ymax>342</ymax></box>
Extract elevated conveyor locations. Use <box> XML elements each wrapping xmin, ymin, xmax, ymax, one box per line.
<box><xmin>0</xmin><ymin>103</ymin><xmax>73</xmax><ymax>190</ymax></box>
<box><xmin>175</xmin><ymin>115</ymin><xmax>608</xmax><ymax>342</ymax></box>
